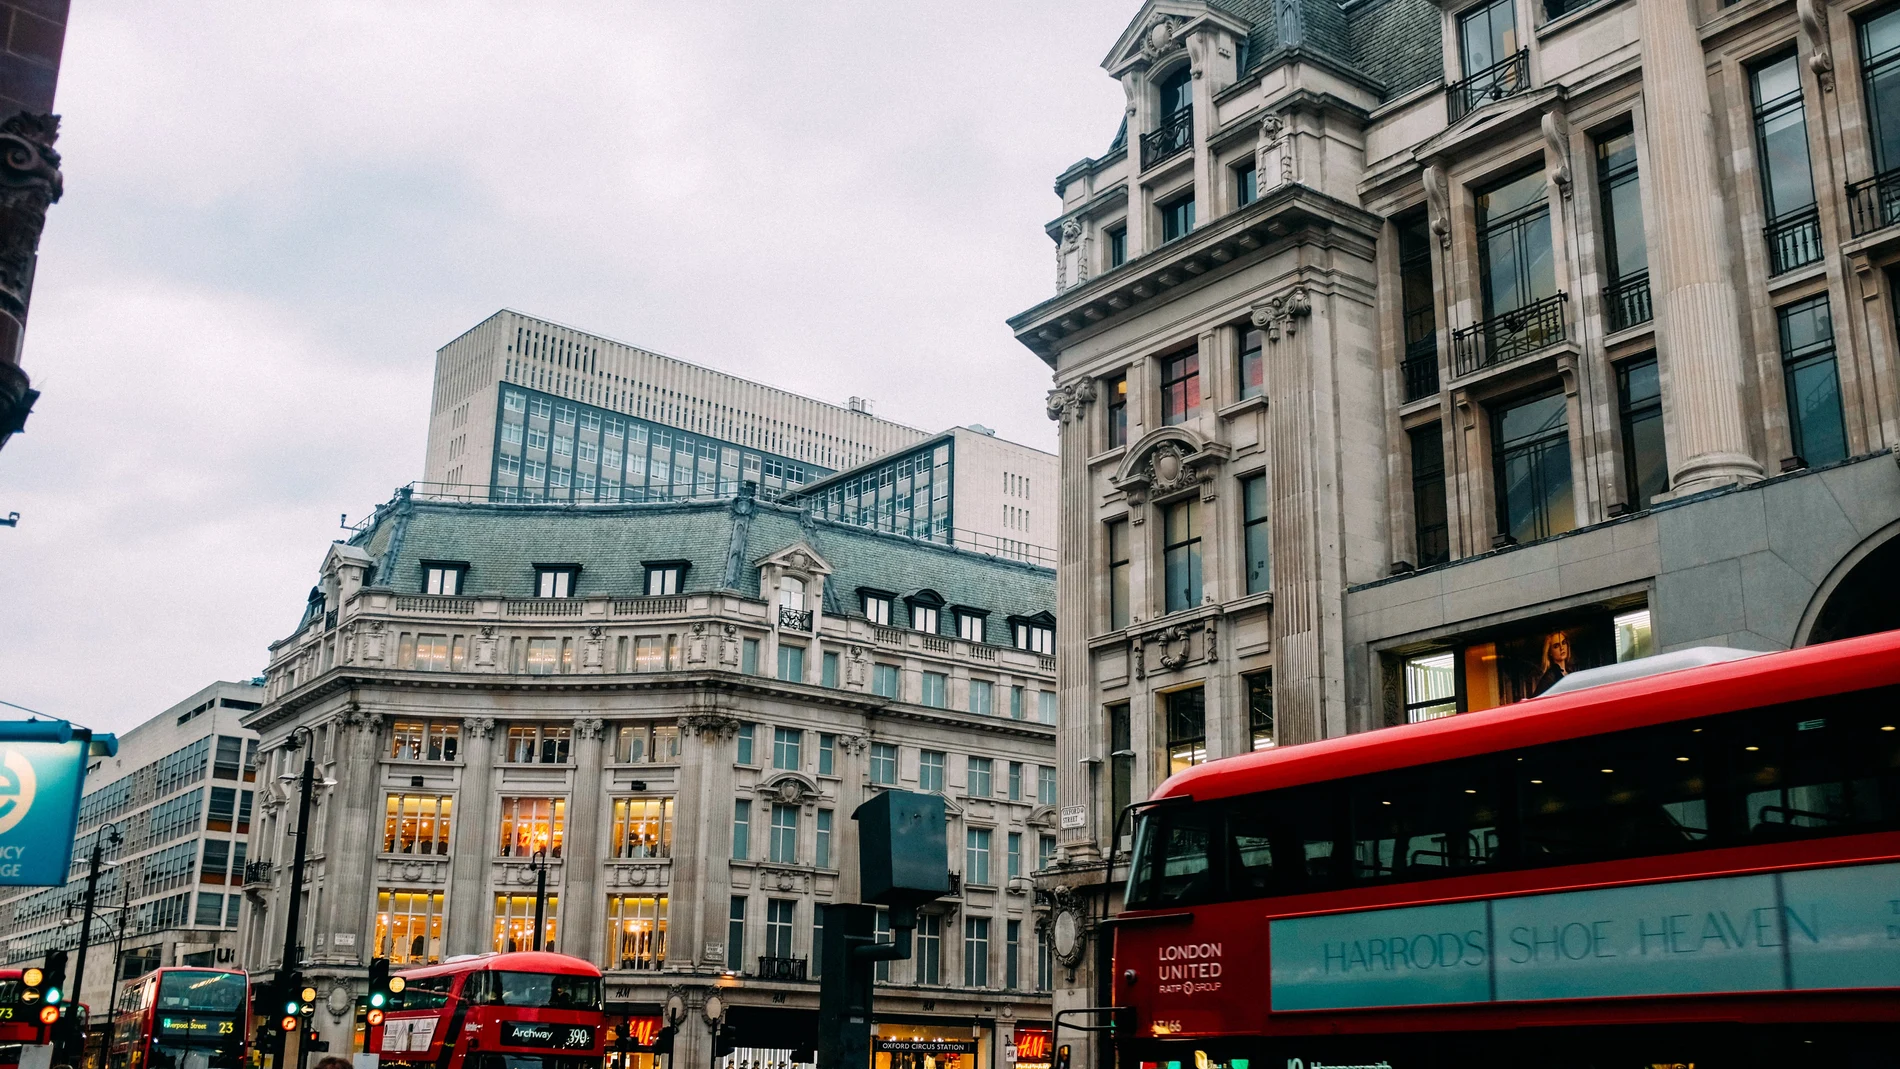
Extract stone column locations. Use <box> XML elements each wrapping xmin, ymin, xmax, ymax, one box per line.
<box><xmin>447</xmin><ymin>717</ymin><xmax>497</xmax><ymax>957</ymax></box>
<box><xmin>1257</xmin><ymin>288</ymin><xmax>1326</xmax><ymax>745</ymax></box>
<box><xmin>1639</xmin><ymin>0</ymin><xmax>1765</xmax><ymax>492</ymax></box>
<box><xmin>676</xmin><ymin>707</ymin><xmax>740</xmax><ymax>971</ymax></box>
<box><xmin>1046</xmin><ymin>379</ymin><xmax>1097</xmax><ymax>854</ymax></box>
<box><xmin>319</xmin><ymin>708</ymin><xmax>384</xmax><ymax>965</ymax></box>
<box><xmin>564</xmin><ymin>718</ymin><xmax>607</xmax><ymax>964</ymax></box>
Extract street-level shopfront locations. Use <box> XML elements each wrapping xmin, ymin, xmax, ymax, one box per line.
<box><xmin>872</xmin><ymin>1019</ymin><xmax>993</xmax><ymax>1069</ymax></box>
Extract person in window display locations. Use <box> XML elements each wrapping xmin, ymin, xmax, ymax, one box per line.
<box><xmin>1533</xmin><ymin>630</ymin><xmax>1574</xmax><ymax>695</ymax></box>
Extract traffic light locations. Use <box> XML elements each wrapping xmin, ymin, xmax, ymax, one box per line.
<box><xmin>1056</xmin><ymin>1044</ymin><xmax>1072</xmax><ymax>1069</ymax></box>
<box><xmin>652</xmin><ymin>1025</ymin><xmax>676</xmax><ymax>1057</ymax></box>
<box><xmin>41</xmin><ymin>950</ymin><xmax>66</xmax><ymax>1007</ymax></box>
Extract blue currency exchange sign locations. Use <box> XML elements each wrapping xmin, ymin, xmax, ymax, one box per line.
<box><xmin>0</xmin><ymin>722</ymin><xmax>105</xmax><ymax>886</ymax></box>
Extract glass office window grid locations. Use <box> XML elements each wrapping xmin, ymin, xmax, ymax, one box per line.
<box><xmin>798</xmin><ymin>440</ymin><xmax>955</xmax><ymax>545</ymax></box>
<box><xmin>491</xmin><ymin>384</ymin><xmax>825</xmax><ymax>504</ymax></box>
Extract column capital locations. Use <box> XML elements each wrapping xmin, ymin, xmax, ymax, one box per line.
<box><xmin>1046</xmin><ymin>378</ymin><xmax>1098</xmax><ymax>423</ymax></box>
<box><xmin>1250</xmin><ymin>286</ymin><xmax>1312</xmax><ymax>341</ymax></box>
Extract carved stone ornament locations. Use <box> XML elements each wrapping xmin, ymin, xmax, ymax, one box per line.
<box><xmin>1250</xmin><ymin>286</ymin><xmax>1312</xmax><ymax>341</ymax></box>
<box><xmin>1147</xmin><ymin>442</ymin><xmax>1198</xmax><ymax>496</ymax></box>
<box><xmin>1798</xmin><ymin>0</ymin><xmax>1834</xmax><ymax>90</ymax></box>
<box><xmin>1541</xmin><ymin>110</ymin><xmax>1572</xmax><ymax>199</ymax></box>
<box><xmin>1140</xmin><ymin>15</ymin><xmax>1185</xmax><ymax>62</ymax></box>
<box><xmin>464</xmin><ymin>716</ymin><xmax>497</xmax><ymax>739</ymax></box>
<box><xmin>1045</xmin><ymin>378</ymin><xmax>1098</xmax><ymax>423</ymax></box>
<box><xmin>575</xmin><ymin>717</ymin><xmax>605</xmax><ymax>741</ymax></box>
<box><xmin>1185</xmin><ymin>32</ymin><xmax>1207</xmax><ymax>79</ymax></box>
<box><xmin>761</xmin><ymin>775</ymin><xmax>822</xmax><ymax>807</ymax></box>
<box><xmin>680</xmin><ymin>712</ymin><xmax>741</xmax><ymax>738</ymax></box>
<box><xmin>0</xmin><ymin>113</ymin><xmax>61</xmax><ymax>322</ymax></box>
<box><xmin>835</xmin><ymin>733</ymin><xmax>870</xmax><ymax>755</ymax></box>
<box><xmin>1113</xmin><ymin>430</ymin><xmax>1230</xmax><ymax>510</ymax></box>
<box><xmin>1423</xmin><ymin>163</ymin><xmax>1450</xmax><ymax>248</ymax></box>
<box><xmin>1254</xmin><ymin>115</ymin><xmax>1278</xmax><ymax>191</ymax></box>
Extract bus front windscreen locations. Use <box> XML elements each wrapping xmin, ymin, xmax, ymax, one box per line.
<box><xmin>156</xmin><ymin>972</ymin><xmax>246</xmax><ymax>1015</ymax></box>
<box><xmin>485</xmin><ymin>972</ymin><xmax>602</xmax><ymax>1011</ymax></box>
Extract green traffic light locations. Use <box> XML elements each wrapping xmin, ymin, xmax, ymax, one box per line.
<box><xmin>369</xmin><ymin>993</ymin><xmax>385</xmax><ymax>1008</ymax></box>
<box><xmin>284</xmin><ymin>1001</ymin><xmax>298</xmax><ymax>1015</ymax></box>
<box><xmin>44</xmin><ymin>989</ymin><xmax>60</xmax><ymax>1006</ymax></box>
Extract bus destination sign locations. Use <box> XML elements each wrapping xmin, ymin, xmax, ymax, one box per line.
<box><xmin>157</xmin><ymin>1015</ymin><xmax>236</xmax><ymax>1037</ymax></box>
<box><xmin>1269</xmin><ymin>861</ymin><xmax>1900</xmax><ymax>1011</ymax></box>
<box><xmin>501</xmin><ymin>1022</ymin><xmax>595</xmax><ymax>1050</ymax></box>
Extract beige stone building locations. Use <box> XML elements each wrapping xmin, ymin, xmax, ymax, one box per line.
<box><xmin>1010</xmin><ymin>0</ymin><xmax>1900</xmax><ymax>1057</ymax></box>
<box><xmin>241</xmin><ymin>490</ymin><xmax>1063</xmax><ymax>1069</ymax></box>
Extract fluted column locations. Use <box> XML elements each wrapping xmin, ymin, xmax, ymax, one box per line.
<box><xmin>320</xmin><ymin>708</ymin><xmax>384</xmax><ymax>964</ymax></box>
<box><xmin>1640</xmin><ymin>0</ymin><xmax>1765</xmax><ymax>492</ymax></box>
<box><xmin>447</xmin><ymin>717</ymin><xmax>497</xmax><ymax>957</ymax></box>
<box><xmin>1045</xmin><ymin>379</ymin><xmax>1097</xmax><ymax>855</ymax></box>
<box><xmin>1257</xmin><ymin>289</ymin><xmax>1325</xmax><ymax>745</ymax></box>
<box><xmin>565</xmin><ymin>718</ymin><xmax>607</xmax><ymax>963</ymax></box>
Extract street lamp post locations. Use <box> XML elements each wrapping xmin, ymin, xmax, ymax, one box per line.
<box><xmin>275</xmin><ymin>728</ymin><xmax>318</xmax><ymax>1069</ymax></box>
<box><xmin>61</xmin><ymin>821</ymin><xmax>120</xmax><ymax>1057</ymax></box>
<box><xmin>529</xmin><ymin>843</ymin><xmax>550</xmax><ymax>952</ymax></box>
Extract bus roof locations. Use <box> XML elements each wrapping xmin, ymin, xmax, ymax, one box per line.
<box><xmin>1157</xmin><ymin>629</ymin><xmax>1900</xmax><ymax>803</ymax></box>
<box><xmin>396</xmin><ymin>951</ymin><xmax>601</xmax><ymax>979</ymax></box>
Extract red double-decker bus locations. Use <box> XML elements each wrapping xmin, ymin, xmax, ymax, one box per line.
<box><xmin>107</xmin><ymin>968</ymin><xmax>249</xmax><ymax>1069</ymax></box>
<box><xmin>372</xmin><ymin>952</ymin><xmax>604</xmax><ymax>1069</ymax></box>
<box><xmin>1112</xmin><ymin>631</ymin><xmax>1900</xmax><ymax>1069</ymax></box>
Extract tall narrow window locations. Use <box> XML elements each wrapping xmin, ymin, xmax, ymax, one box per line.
<box><xmin>1596</xmin><ymin>127</ymin><xmax>1651</xmax><ymax>331</ymax></box>
<box><xmin>964</xmin><ymin>917</ymin><xmax>991</xmax><ymax>987</ymax></box>
<box><xmin>732</xmin><ymin>800</ymin><xmax>751</xmax><ymax>860</ymax></box>
<box><xmin>1107</xmin><ymin>520</ymin><xmax>1131</xmax><ymax>631</ymax></box>
<box><xmin>1492</xmin><ymin>390</ymin><xmax>1574</xmax><ymax>545</ymax></box>
<box><xmin>766</xmin><ymin>899</ymin><xmax>795</xmax><ymax>960</ymax></box>
<box><xmin>1752</xmin><ymin>53</ymin><xmax>1822</xmax><ymax>274</ymax></box>
<box><xmin>1247</xmin><ymin>670</ymin><xmax>1275</xmax><ymax>750</ymax></box>
<box><xmin>917</xmin><ymin>914</ymin><xmax>942</xmax><ymax>985</ymax></box>
<box><xmin>773</xmin><ymin>728</ymin><xmax>802</xmax><ymax>771</ymax></box>
<box><xmin>1106</xmin><ymin>375</ymin><xmax>1129</xmax><ymax>448</ymax></box>
<box><xmin>1160</xmin><ymin>351</ymin><xmax>1201</xmax><ymax>425</ymax></box>
<box><xmin>1235</xmin><ymin>157</ymin><xmax>1259</xmax><ymax>207</ymax></box>
<box><xmin>1108</xmin><ymin>227</ymin><xmax>1128</xmax><ymax>268</ymax></box>
<box><xmin>919</xmin><ymin>751</ymin><xmax>946</xmax><ymax>793</ymax></box>
<box><xmin>1473</xmin><ymin>169</ymin><xmax>1559</xmax><ymax>367</ymax></box>
<box><xmin>1163</xmin><ymin>499</ymin><xmax>1203</xmax><ymax>613</ymax></box>
<box><xmin>1165</xmin><ymin>687</ymin><xmax>1207</xmax><ymax>775</ymax></box>
<box><xmin>1239</xmin><ymin>327</ymin><xmax>1265</xmax><ymax>400</ymax></box>
<box><xmin>1858</xmin><ymin>8</ymin><xmax>1900</xmax><ymax>231</ymax></box>
<box><xmin>870</xmin><ymin>743</ymin><xmax>898</xmax><ymax>785</ymax></box>
<box><xmin>1160</xmin><ymin>191</ymin><xmax>1196</xmax><ymax>243</ymax></box>
<box><xmin>966</xmin><ymin>828</ymin><xmax>992</xmax><ymax>885</ymax></box>
<box><xmin>727</xmin><ymin>897</ymin><xmax>746</xmax><ymax>971</ymax></box>
<box><xmin>1398</xmin><ymin>210</ymin><xmax>1438</xmax><ymax>401</ymax></box>
<box><xmin>769</xmin><ymin>804</ymin><xmax>798</xmax><ymax>864</ymax></box>
<box><xmin>1455</xmin><ymin>0</ymin><xmax>1523</xmax><ymax>114</ymax></box>
<box><xmin>1109</xmin><ymin>702</ymin><xmax>1133</xmax><ymax>822</ymax></box>
<box><xmin>1242</xmin><ymin>474</ymin><xmax>1271</xmax><ymax>595</ymax></box>
<box><xmin>968</xmin><ymin>757</ymin><xmax>993</xmax><ymax>797</ymax></box>
<box><xmin>1158</xmin><ymin>65</ymin><xmax>1193</xmax><ymax>118</ymax></box>
<box><xmin>1409</xmin><ymin>424</ymin><xmax>1450</xmax><ymax>566</ymax></box>
<box><xmin>1006</xmin><ymin>920</ymin><xmax>1022</xmax><ymax>990</ymax></box>
<box><xmin>1617</xmin><ymin>356</ymin><xmax>1668</xmax><ymax>510</ymax></box>
<box><xmin>1778</xmin><ymin>296</ymin><xmax>1848</xmax><ymax>467</ymax></box>
<box><xmin>816</xmin><ymin>809</ymin><xmax>833</xmax><ymax>868</ymax></box>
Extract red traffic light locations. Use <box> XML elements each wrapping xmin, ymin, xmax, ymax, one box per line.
<box><xmin>367</xmin><ymin>1010</ymin><xmax>384</xmax><ymax>1026</ymax></box>
<box><xmin>281</xmin><ymin>1016</ymin><xmax>299</xmax><ymax>1032</ymax></box>
<box><xmin>38</xmin><ymin>1007</ymin><xmax>58</xmax><ymax>1025</ymax></box>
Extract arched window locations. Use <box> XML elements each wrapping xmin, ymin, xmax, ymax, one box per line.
<box><xmin>778</xmin><ymin>575</ymin><xmax>807</xmax><ymax>610</ymax></box>
<box><xmin>1157</xmin><ymin>66</ymin><xmax>1193</xmax><ymax>119</ymax></box>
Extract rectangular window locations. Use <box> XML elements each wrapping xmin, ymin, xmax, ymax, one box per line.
<box><xmin>1108</xmin><ymin>227</ymin><xmax>1128</xmax><ymax>268</ymax></box>
<box><xmin>1405</xmin><ymin>651</ymin><xmax>1459</xmax><ymax>721</ymax></box>
<box><xmin>1861</xmin><ymin>6</ymin><xmax>1900</xmax><ymax>180</ymax></box>
<box><xmin>967</xmin><ymin>757</ymin><xmax>993</xmax><ymax>798</ymax></box>
<box><xmin>741</xmin><ymin>638</ymin><xmax>760</xmax><ymax>675</ymax></box>
<box><xmin>1011</xmin><ymin>685</ymin><xmax>1025</xmax><ymax>720</ymax></box>
<box><xmin>1778</xmin><ymin>296</ymin><xmax>1847</xmax><ymax>467</ymax></box>
<box><xmin>766</xmin><ymin>899</ymin><xmax>796</xmax><ymax>959</ymax></box>
<box><xmin>1038</xmin><ymin>690</ymin><xmax>1057</xmax><ymax>725</ymax></box>
<box><xmin>1163</xmin><ymin>498</ymin><xmax>1203</xmax><ymax>613</ymax></box>
<box><xmin>818</xmin><ymin>733</ymin><xmax>836</xmax><ymax>776</ymax></box>
<box><xmin>1015</xmin><ymin>623</ymin><xmax>1055</xmax><ymax>655</ymax></box>
<box><xmin>822</xmin><ymin>651</ymin><xmax>840</xmax><ymax>688</ymax></box>
<box><xmin>1752</xmin><ymin>53</ymin><xmax>1822</xmax><ymax>274</ymax></box>
<box><xmin>1039</xmin><ymin>833</ymin><xmax>1057</xmax><ymax>871</ymax></box>
<box><xmin>1008</xmin><ymin>761</ymin><xmax>1023</xmax><ymax>801</ymax></box>
<box><xmin>606</xmin><ymin>895</ymin><xmax>667</xmax><ymax>970</ymax></box>
<box><xmin>964</xmin><ymin>917</ymin><xmax>991</xmax><ymax>987</ymax></box>
<box><xmin>1458</xmin><ymin>0</ymin><xmax>1517</xmax><ymax>80</ymax></box>
<box><xmin>411</xmin><ymin>634</ymin><xmax>450</xmax><ymax>672</ymax></box>
<box><xmin>1242</xmin><ymin>474</ymin><xmax>1271</xmax><ymax>595</ymax></box>
<box><xmin>1006</xmin><ymin>919</ymin><xmax>1021</xmax><ymax>990</ymax></box>
<box><xmin>200</xmin><ymin>840</ymin><xmax>229</xmax><ymax>884</ymax></box>
<box><xmin>921</xmin><ymin>672</ymin><xmax>948</xmax><ymax>708</ymax></box>
<box><xmin>1596</xmin><ymin>126</ymin><xmax>1651</xmax><ymax>330</ymax></box>
<box><xmin>1108</xmin><ymin>519</ymin><xmax>1131</xmax><ymax>631</ymax></box>
<box><xmin>727</xmin><ymin>897</ymin><xmax>746</xmax><ymax>971</ymax></box>
<box><xmin>1166</xmin><ymin>687</ymin><xmax>1207</xmax><ymax>775</ymax></box>
<box><xmin>920</xmin><ymin>751</ymin><xmax>946</xmax><ymax>793</ymax></box>
<box><xmin>504</xmin><ymin>724</ymin><xmax>570</xmax><ymax>764</ymax></box>
<box><xmin>872</xmin><ymin>663</ymin><xmax>900</xmax><ymax>698</ymax></box>
<box><xmin>497</xmin><ymin>797</ymin><xmax>565</xmax><ymax>857</ymax></box>
<box><xmin>917</xmin><ymin>913</ymin><xmax>942</xmax><ymax>985</ymax></box>
<box><xmin>610</xmin><ymin>797</ymin><xmax>673</xmax><ymax>858</ymax></box>
<box><xmin>375</xmin><ymin>889</ymin><xmax>444</xmax><ymax>964</ymax></box>
<box><xmin>1160</xmin><ymin>350</ymin><xmax>1201</xmax><ymax>425</ymax></box>
<box><xmin>213</xmin><ymin>737</ymin><xmax>243</xmax><ymax>780</ymax></box>
<box><xmin>1106</xmin><ymin>375</ymin><xmax>1128</xmax><ymax>448</ymax></box>
<box><xmin>958</xmin><ymin>612</ymin><xmax>985</xmax><ymax>642</ymax></box>
<box><xmin>966</xmin><ymin>827</ymin><xmax>992</xmax><ymax>885</ymax></box>
<box><xmin>1110</xmin><ymin>701</ymin><xmax>1133</xmax><ymax>820</ymax></box>
<box><xmin>1235</xmin><ymin>158</ymin><xmax>1259</xmax><ymax>207</ymax></box>
<box><xmin>536</xmin><ymin>567</ymin><xmax>575</xmax><ymax>598</ymax></box>
<box><xmin>874</xmin><ymin>909</ymin><xmax>892</xmax><ymax>981</ymax></box>
<box><xmin>1248</xmin><ymin>670</ymin><xmax>1276</xmax><ymax>750</ymax></box>
<box><xmin>384</xmin><ymin>793</ymin><xmax>453</xmax><ymax>855</ymax></box>
<box><xmin>422</xmin><ymin>563</ymin><xmax>464</xmax><ymax>597</ymax></box>
<box><xmin>1037</xmin><ymin>925</ymin><xmax>1052</xmax><ymax>990</ymax></box>
<box><xmin>816</xmin><ymin>808</ymin><xmax>833</xmax><ymax>868</ymax></box>
<box><xmin>1617</xmin><ymin>356</ymin><xmax>1669</xmax><ymax>510</ymax></box>
<box><xmin>736</xmin><ymin>722</ymin><xmax>755</xmax><ymax>765</ymax></box>
<box><xmin>911</xmin><ymin>603</ymin><xmax>940</xmax><ymax>634</ymax></box>
<box><xmin>733</xmin><ymin>799</ymin><xmax>752</xmax><ymax>860</ymax></box>
<box><xmin>1038</xmin><ymin>765</ymin><xmax>1057</xmax><ymax>806</ymax></box>
<box><xmin>195</xmin><ymin>892</ymin><xmax>224</xmax><ymax>926</ymax></box>
<box><xmin>1160</xmin><ymin>191</ymin><xmax>1196</xmax><ymax>242</ymax></box>
<box><xmin>871</xmin><ymin>743</ymin><xmax>899</xmax><ymax>786</ymax></box>
<box><xmin>770</xmin><ymin>803</ymin><xmax>799</xmax><ymax>863</ymax></box>
<box><xmin>1493</xmin><ymin>390</ymin><xmax>1574</xmax><ymax>544</ymax></box>
<box><xmin>613</xmin><ymin>722</ymin><xmax>680</xmax><ymax>763</ymax></box>
<box><xmin>1007</xmin><ymin>832</ymin><xmax>1023</xmax><ymax>882</ymax></box>
<box><xmin>969</xmin><ymin>679</ymin><xmax>994</xmax><ymax>715</ymax></box>
<box><xmin>207</xmin><ymin>786</ymin><xmax>236</xmax><ymax>831</ymax></box>
<box><xmin>1238</xmin><ymin>327</ymin><xmax>1265</xmax><ymax>401</ymax></box>
<box><xmin>644</xmin><ymin>565</ymin><xmax>682</xmax><ymax>596</ymax></box>
<box><xmin>863</xmin><ymin>594</ymin><xmax>893</xmax><ymax>625</ymax></box>
<box><xmin>1476</xmin><ymin>168</ymin><xmax>1556</xmax><ymax>324</ymax></box>
<box><xmin>777</xmin><ymin>643</ymin><xmax>806</xmax><ymax>682</ymax></box>
<box><xmin>1410</xmin><ymin>424</ymin><xmax>1450</xmax><ymax>566</ymax></box>
<box><xmin>1398</xmin><ymin>210</ymin><xmax>1438</xmax><ymax>400</ymax></box>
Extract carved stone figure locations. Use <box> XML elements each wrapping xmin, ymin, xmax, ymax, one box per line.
<box><xmin>0</xmin><ymin>113</ymin><xmax>62</xmax><ymax>324</ymax></box>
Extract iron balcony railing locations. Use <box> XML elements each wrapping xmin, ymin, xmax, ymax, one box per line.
<box><xmin>1140</xmin><ymin>107</ymin><xmax>1193</xmax><ymax>170</ymax></box>
<box><xmin>1765</xmin><ymin>207</ymin><xmax>1824</xmax><ymax>275</ymax></box>
<box><xmin>756</xmin><ymin>956</ymin><xmax>808</xmax><ymax>982</ymax></box>
<box><xmin>1447</xmin><ymin>50</ymin><xmax>1530</xmax><ymax>124</ymax></box>
<box><xmin>778</xmin><ymin>606</ymin><xmax>813</xmax><ymax>632</ymax></box>
<box><xmin>242</xmin><ymin>860</ymin><xmax>273</xmax><ymax>886</ymax></box>
<box><xmin>1401</xmin><ymin>339</ymin><xmax>1440</xmax><ymax>403</ymax></box>
<box><xmin>1451</xmin><ymin>292</ymin><xmax>1569</xmax><ymax>377</ymax></box>
<box><xmin>1604</xmin><ymin>271</ymin><xmax>1652</xmax><ymax>333</ymax></box>
<box><xmin>1847</xmin><ymin>169</ymin><xmax>1900</xmax><ymax>236</ymax></box>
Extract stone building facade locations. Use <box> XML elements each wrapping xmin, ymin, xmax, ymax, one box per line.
<box><xmin>1010</xmin><ymin>0</ymin><xmax>1900</xmax><ymax>1058</ymax></box>
<box><xmin>242</xmin><ymin>490</ymin><xmax>1063</xmax><ymax>1069</ymax></box>
<box><xmin>0</xmin><ymin>0</ymin><xmax>68</xmax><ymax>451</ymax></box>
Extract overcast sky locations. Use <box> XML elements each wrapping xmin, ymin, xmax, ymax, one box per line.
<box><xmin>0</xmin><ymin>2</ymin><xmax>1131</xmax><ymax>734</ymax></box>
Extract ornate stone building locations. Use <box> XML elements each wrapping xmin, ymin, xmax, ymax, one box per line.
<box><xmin>242</xmin><ymin>488</ymin><xmax>1062</xmax><ymax>1069</ymax></box>
<box><xmin>1012</xmin><ymin>0</ymin><xmax>1900</xmax><ymax>1058</ymax></box>
<box><xmin>0</xmin><ymin>0</ymin><xmax>68</xmax><ymax>452</ymax></box>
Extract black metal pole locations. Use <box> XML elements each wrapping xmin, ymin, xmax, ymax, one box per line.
<box><xmin>108</xmin><ymin>878</ymin><xmax>129</xmax><ymax>1008</ymax></box>
<box><xmin>60</xmin><ymin>832</ymin><xmax>106</xmax><ymax>1058</ymax></box>
<box><xmin>530</xmin><ymin>848</ymin><xmax>548</xmax><ymax>952</ymax></box>
<box><xmin>274</xmin><ymin>731</ymin><xmax>317</xmax><ymax>1069</ymax></box>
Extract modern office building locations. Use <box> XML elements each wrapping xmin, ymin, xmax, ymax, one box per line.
<box><xmin>422</xmin><ymin>309</ymin><xmax>930</xmax><ymax>502</ymax></box>
<box><xmin>795</xmin><ymin>426</ymin><xmax>1060</xmax><ymax>565</ymax></box>
<box><xmin>1010</xmin><ymin>0</ymin><xmax>1900</xmax><ymax>1059</ymax></box>
<box><xmin>242</xmin><ymin>487</ymin><xmax>1061</xmax><ymax>1069</ymax></box>
<box><xmin>0</xmin><ymin>681</ymin><xmax>263</xmax><ymax>1014</ymax></box>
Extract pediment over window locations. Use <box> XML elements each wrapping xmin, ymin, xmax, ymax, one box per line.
<box><xmin>755</xmin><ymin>771</ymin><xmax>823</xmax><ymax>807</ymax></box>
<box><xmin>754</xmin><ymin>540</ymin><xmax>832</xmax><ymax>578</ymax></box>
<box><xmin>1103</xmin><ymin>0</ymin><xmax>1253</xmax><ymax>78</ymax></box>
<box><xmin>1111</xmin><ymin>426</ymin><xmax>1231</xmax><ymax>508</ymax></box>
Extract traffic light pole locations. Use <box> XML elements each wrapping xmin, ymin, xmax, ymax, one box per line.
<box><xmin>275</xmin><ymin>729</ymin><xmax>317</xmax><ymax>1069</ymax></box>
<box><xmin>60</xmin><ymin>821</ymin><xmax>117</xmax><ymax>1060</ymax></box>
<box><xmin>530</xmin><ymin>848</ymin><xmax>549</xmax><ymax>952</ymax></box>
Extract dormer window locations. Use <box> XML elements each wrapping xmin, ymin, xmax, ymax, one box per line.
<box><xmin>422</xmin><ymin>562</ymin><xmax>467</xmax><ymax>596</ymax></box>
<box><xmin>643</xmin><ymin>560</ymin><xmax>689</xmax><ymax>597</ymax></box>
<box><xmin>860</xmin><ymin>589</ymin><xmax>895</xmax><ymax>625</ymax></box>
<box><xmin>1010</xmin><ymin>613</ymin><xmax>1056</xmax><ymax>655</ymax></box>
<box><xmin>1157</xmin><ymin>65</ymin><xmax>1192</xmax><ymax>120</ymax></box>
<box><xmin>778</xmin><ymin>576</ymin><xmax>807</xmax><ymax>610</ymax></box>
<box><xmin>956</xmin><ymin>611</ymin><xmax>986</xmax><ymax>644</ymax></box>
<box><xmin>907</xmin><ymin>590</ymin><xmax>945</xmax><ymax>635</ymax></box>
<box><xmin>535</xmin><ymin>566</ymin><xmax>579</xmax><ymax>599</ymax></box>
